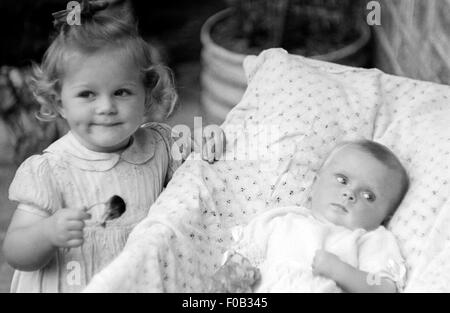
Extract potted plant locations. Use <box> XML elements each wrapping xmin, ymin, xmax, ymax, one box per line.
<box><xmin>200</xmin><ymin>0</ymin><xmax>371</xmax><ymax>124</ymax></box>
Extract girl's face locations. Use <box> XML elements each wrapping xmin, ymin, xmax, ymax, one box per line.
<box><xmin>311</xmin><ymin>145</ymin><xmax>402</xmax><ymax>230</ymax></box>
<box><xmin>59</xmin><ymin>48</ymin><xmax>146</xmax><ymax>152</ymax></box>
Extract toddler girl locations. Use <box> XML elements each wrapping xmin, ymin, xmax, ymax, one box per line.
<box><xmin>3</xmin><ymin>1</ymin><xmax>221</xmax><ymax>292</ymax></box>
<box><xmin>212</xmin><ymin>140</ymin><xmax>408</xmax><ymax>293</ymax></box>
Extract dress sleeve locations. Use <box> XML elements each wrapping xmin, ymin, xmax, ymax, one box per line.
<box><xmin>8</xmin><ymin>155</ymin><xmax>61</xmax><ymax>217</ymax></box>
<box><xmin>146</xmin><ymin>122</ymin><xmax>183</xmax><ymax>185</ymax></box>
<box><xmin>358</xmin><ymin>227</ymin><xmax>407</xmax><ymax>291</ymax></box>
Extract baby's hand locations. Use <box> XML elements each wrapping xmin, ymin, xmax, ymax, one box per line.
<box><xmin>201</xmin><ymin>129</ymin><xmax>226</xmax><ymax>164</ymax></box>
<box><xmin>312</xmin><ymin>249</ymin><xmax>341</xmax><ymax>278</ymax></box>
<box><xmin>45</xmin><ymin>208</ymin><xmax>91</xmax><ymax>248</ymax></box>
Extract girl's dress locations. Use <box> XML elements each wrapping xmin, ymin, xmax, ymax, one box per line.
<box><xmin>229</xmin><ymin>206</ymin><xmax>407</xmax><ymax>292</ymax></box>
<box><xmin>8</xmin><ymin>122</ymin><xmax>180</xmax><ymax>292</ymax></box>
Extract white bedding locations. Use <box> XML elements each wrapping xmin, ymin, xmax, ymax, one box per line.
<box><xmin>85</xmin><ymin>49</ymin><xmax>450</xmax><ymax>292</ymax></box>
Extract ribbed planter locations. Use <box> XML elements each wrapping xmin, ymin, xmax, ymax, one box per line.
<box><xmin>200</xmin><ymin>9</ymin><xmax>371</xmax><ymax>124</ymax></box>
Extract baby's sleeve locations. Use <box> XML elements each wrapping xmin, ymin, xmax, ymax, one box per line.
<box><xmin>8</xmin><ymin>155</ymin><xmax>60</xmax><ymax>217</ymax></box>
<box><xmin>358</xmin><ymin>227</ymin><xmax>407</xmax><ymax>292</ymax></box>
<box><xmin>146</xmin><ymin>122</ymin><xmax>182</xmax><ymax>185</ymax></box>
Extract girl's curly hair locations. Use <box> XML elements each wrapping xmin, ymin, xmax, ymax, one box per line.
<box><xmin>31</xmin><ymin>9</ymin><xmax>177</xmax><ymax>122</ymax></box>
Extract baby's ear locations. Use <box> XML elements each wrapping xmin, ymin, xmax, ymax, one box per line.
<box><xmin>382</xmin><ymin>213</ymin><xmax>394</xmax><ymax>227</ymax></box>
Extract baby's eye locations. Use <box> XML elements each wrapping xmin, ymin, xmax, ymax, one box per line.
<box><xmin>335</xmin><ymin>174</ymin><xmax>348</xmax><ymax>185</ymax></box>
<box><xmin>362</xmin><ymin>191</ymin><xmax>376</xmax><ymax>202</ymax></box>
<box><xmin>114</xmin><ymin>89</ymin><xmax>132</xmax><ymax>97</ymax></box>
<box><xmin>77</xmin><ymin>91</ymin><xmax>95</xmax><ymax>98</ymax></box>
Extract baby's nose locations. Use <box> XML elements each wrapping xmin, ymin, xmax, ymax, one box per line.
<box><xmin>342</xmin><ymin>190</ymin><xmax>356</xmax><ymax>203</ymax></box>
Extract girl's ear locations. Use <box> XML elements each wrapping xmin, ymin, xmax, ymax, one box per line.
<box><xmin>54</xmin><ymin>95</ymin><xmax>66</xmax><ymax>119</ymax></box>
<box><xmin>144</xmin><ymin>91</ymin><xmax>152</xmax><ymax>114</ymax></box>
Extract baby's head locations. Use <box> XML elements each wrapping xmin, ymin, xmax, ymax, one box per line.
<box><xmin>311</xmin><ymin>140</ymin><xmax>409</xmax><ymax>230</ymax></box>
<box><xmin>32</xmin><ymin>4</ymin><xmax>177</xmax><ymax>152</ymax></box>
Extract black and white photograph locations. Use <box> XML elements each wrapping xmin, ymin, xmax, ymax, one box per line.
<box><xmin>0</xmin><ymin>0</ymin><xmax>449</xmax><ymax>298</ymax></box>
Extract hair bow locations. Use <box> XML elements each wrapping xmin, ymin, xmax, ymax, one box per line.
<box><xmin>52</xmin><ymin>0</ymin><xmax>109</xmax><ymax>29</ymax></box>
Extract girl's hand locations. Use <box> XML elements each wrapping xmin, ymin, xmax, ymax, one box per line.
<box><xmin>312</xmin><ymin>249</ymin><xmax>342</xmax><ymax>279</ymax></box>
<box><xmin>201</xmin><ymin>130</ymin><xmax>226</xmax><ymax>164</ymax></box>
<box><xmin>45</xmin><ymin>208</ymin><xmax>91</xmax><ymax>248</ymax></box>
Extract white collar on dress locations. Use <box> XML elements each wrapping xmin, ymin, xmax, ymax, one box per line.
<box><xmin>44</xmin><ymin>125</ymin><xmax>158</xmax><ymax>171</ymax></box>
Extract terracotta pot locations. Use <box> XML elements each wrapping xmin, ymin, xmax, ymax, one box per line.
<box><xmin>200</xmin><ymin>8</ymin><xmax>371</xmax><ymax>125</ymax></box>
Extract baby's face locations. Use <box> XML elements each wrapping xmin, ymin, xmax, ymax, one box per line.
<box><xmin>311</xmin><ymin>145</ymin><xmax>402</xmax><ymax>230</ymax></box>
<box><xmin>59</xmin><ymin>48</ymin><xmax>146</xmax><ymax>152</ymax></box>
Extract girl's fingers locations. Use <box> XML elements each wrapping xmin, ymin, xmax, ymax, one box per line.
<box><xmin>68</xmin><ymin>230</ymin><xmax>84</xmax><ymax>239</ymax></box>
<box><xmin>204</xmin><ymin>140</ymin><xmax>215</xmax><ymax>163</ymax></box>
<box><xmin>181</xmin><ymin>145</ymin><xmax>189</xmax><ymax>161</ymax></box>
<box><xmin>202</xmin><ymin>142</ymin><xmax>208</xmax><ymax>162</ymax></box>
<box><xmin>221</xmin><ymin>132</ymin><xmax>226</xmax><ymax>157</ymax></box>
<box><xmin>66</xmin><ymin>238</ymin><xmax>84</xmax><ymax>248</ymax></box>
<box><xmin>67</xmin><ymin>220</ymin><xmax>85</xmax><ymax>231</ymax></box>
<box><xmin>67</xmin><ymin>209</ymin><xmax>91</xmax><ymax>221</ymax></box>
<box><xmin>197</xmin><ymin>129</ymin><xmax>226</xmax><ymax>163</ymax></box>
<box><xmin>214</xmin><ymin>132</ymin><xmax>224</xmax><ymax>161</ymax></box>
<box><xmin>210</xmin><ymin>142</ymin><xmax>216</xmax><ymax>162</ymax></box>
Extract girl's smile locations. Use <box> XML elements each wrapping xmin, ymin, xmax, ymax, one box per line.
<box><xmin>59</xmin><ymin>48</ymin><xmax>147</xmax><ymax>153</ymax></box>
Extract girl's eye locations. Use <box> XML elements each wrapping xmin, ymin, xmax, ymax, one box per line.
<box><xmin>336</xmin><ymin>174</ymin><xmax>348</xmax><ymax>185</ymax></box>
<box><xmin>362</xmin><ymin>191</ymin><xmax>376</xmax><ymax>202</ymax></box>
<box><xmin>77</xmin><ymin>91</ymin><xmax>95</xmax><ymax>98</ymax></box>
<box><xmin>115</xmin><ymin>89</ymin><xmax>132</xmax><ymax>97</ymax></box>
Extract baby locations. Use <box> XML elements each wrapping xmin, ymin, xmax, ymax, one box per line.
<box><xmin>212</xmin><ymin>139</ymin><xmax>409</xmax><ymax>293</ymax></box>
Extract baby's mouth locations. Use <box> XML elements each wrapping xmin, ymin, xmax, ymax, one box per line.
<box><xmin>331</xmin><ymin>203</ymin><xmax>349</xmax><ymax>214</ymax></box>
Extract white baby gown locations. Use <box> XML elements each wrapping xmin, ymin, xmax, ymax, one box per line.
<box><xmin>231</xmin><ymin>206</ymin><xmax>406</xmax><ymax>293</ymax></box>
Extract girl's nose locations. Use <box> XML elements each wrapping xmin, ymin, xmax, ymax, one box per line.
<box><xmin>96</xmin><ymin>96</ymin><xmax>117</xmax><ymax>115</ymax></box>
<box><xmin>342</xmin><ymin>190</ymin><xmax>356</xmax><ymax>203</ymax></box>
